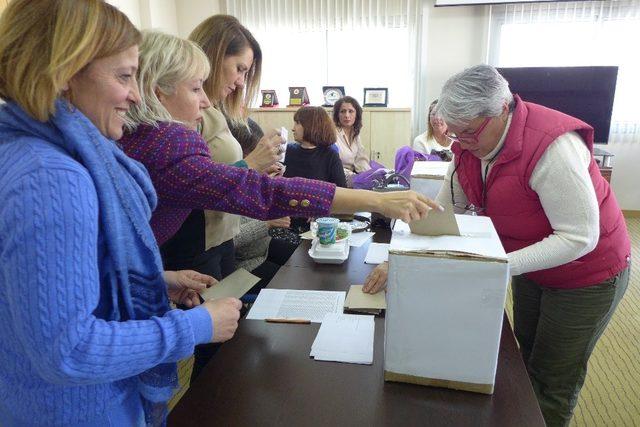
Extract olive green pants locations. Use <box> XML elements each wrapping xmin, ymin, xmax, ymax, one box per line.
<box><xmin>512</xmin><ymin>265</ymin><xmax>630</xmax><ymax>427</ymax></box>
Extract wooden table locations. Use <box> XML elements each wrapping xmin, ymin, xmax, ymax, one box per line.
<box><xmin>169</xmin><ymin>230</ymin><xmax>544</xmax><ymax>426</ymax></box>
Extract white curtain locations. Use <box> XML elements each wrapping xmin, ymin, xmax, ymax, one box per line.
<box><xmin>224</xmin><ymin>0</ymin><xmax>424</xmax><ymax>137</ymax></box>
<box><xmin>488</xmin><ymin>0</ymin><xmax>640</xmax><ymax>143</ymax></box>
<box><xmin>224</xmin><ymin>0</ymin><xmax>419</xmax><ymax>31</ymax></box>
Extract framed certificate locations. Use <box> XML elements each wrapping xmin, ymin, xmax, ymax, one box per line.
<box><xmin>260</xmin><ymin>90</ymin><xmax>279</xmax><ymax>107</ymax></box>
<box><xmin>322</xmin><ymin>86</ymin><xmax>345</xmax><ymax>106</ymax></box>
<box><xmin>288</xmin><ymin>87</ymin><xmax>310</xmax><ymax>107</ymax></box>
<box><xmin>363</xmin><ymin>88</ymin><xmax>388</xmax><ymax>107</ymax></box>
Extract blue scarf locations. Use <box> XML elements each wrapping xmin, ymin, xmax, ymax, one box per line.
<box><xmin>0</xmin><ymin>100</ymin><xmax>176</xmax><ymax>426</ymax></box>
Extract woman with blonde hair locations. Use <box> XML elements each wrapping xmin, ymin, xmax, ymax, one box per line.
<box><xmin>412</xmin><ymin>99</ymin><xmax>452</xmax><ymax>159</ymax></box>
<box><xmin>0</xmin><ymin>1</ymin><xmax>237</xmax><ymax>424</ymax></box>
<box><xmin>120</xmin><ymin>30</ymin><xmax>440</xmax><ymax>381</ymax></box>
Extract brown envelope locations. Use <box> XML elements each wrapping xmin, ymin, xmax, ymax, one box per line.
<box><xmin>408</xmin><ymin>205</ymin><xmax>460</xmax><ymax>236</ymax></box>
<box><xmin>200</xmin><ymin>268</ymin><xmax>261</xmax><ymax>301</ymax></box>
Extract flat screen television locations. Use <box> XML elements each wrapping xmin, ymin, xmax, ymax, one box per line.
<box><xmin>497</xmin><ymin>66</ymin><xmax>618</xmax><ymax>144</ymax></box>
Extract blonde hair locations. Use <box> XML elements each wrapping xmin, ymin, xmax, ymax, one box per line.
<box><xmin>0</xmin><ymin>0</ymin><xmax>140</xmax><ymax>121</ymax></box>
<box><xmin>189</xmin><ymin>15</ymin><xmax>261</xmax><ymax>124</ymax></box>
<box><xmin>127</xmin><ymin>31</ymin><xmax>211</xmax><ymax>127</ymax></box>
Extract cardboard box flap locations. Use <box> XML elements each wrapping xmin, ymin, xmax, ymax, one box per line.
<box><xmin>390</xmin><ymin>215</ymin><xmax>507</xmax><ymax>262</ymax></box>
<box><xmin>410</xmin><ymin>161</ymin><xmax>450</xmax><ymax>179</ymax></box>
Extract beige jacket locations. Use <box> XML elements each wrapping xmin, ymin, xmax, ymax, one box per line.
<box><xmin>200</xmin><ymin>107</ymin><xmax>242</xmax><ymax>250</ymax></box>
<box><xmin>335</xmin><ymin>127</ymin><xmax>370</xmax><ymax>187</ymax></box>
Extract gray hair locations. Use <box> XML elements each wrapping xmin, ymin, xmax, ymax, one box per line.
<box><xmin>127</xmin><ymin>30</ymin><xmax>211</xmax><ymax>128</ymax></box>
<box><xmin>435</xmin><ymin>64</ymin><xmax>513</xmax><ymax>127</ymax></box>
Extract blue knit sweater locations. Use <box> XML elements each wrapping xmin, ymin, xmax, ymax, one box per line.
<box><xmin>0</xmin><ymin>105</ymin><xmax>212</xmax><ymax>425</ymax></box>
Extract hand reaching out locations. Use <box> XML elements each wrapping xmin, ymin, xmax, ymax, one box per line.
<box><xmin>363</xmin><ymin>262</ymin><xmax>388</xmax><ymax>294</ymax></box>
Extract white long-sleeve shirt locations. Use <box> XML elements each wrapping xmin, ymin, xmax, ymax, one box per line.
<box><xmin>435</xmin><ymin>117</ymin><xmax>599</xmax><ymax>277</ymax></box>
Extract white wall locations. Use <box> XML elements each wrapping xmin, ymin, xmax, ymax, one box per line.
<box><xmin>176</xmin><ymin>0</ymin><xmax>223</xmax><ymax>37</ymax></box>
<box><xmin>108</xmin><ymin>0</ymin><xmax>179</xmax><ymax>35</ymax></box>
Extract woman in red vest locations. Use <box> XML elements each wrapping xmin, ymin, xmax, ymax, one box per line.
<box><xmin>434</xmin><ymin>64</ymin><xmax>630</xmax><ymax>427</ymax></box>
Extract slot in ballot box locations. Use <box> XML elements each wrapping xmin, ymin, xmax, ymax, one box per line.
<box><xmin>410</xmin><ymin>161</ymin><xmax>450</xmax><ymax>199</ymax></box>
<box><xmin>383</xmin><ymin>215</ymin><xmax>509</xmax><ymax>394</ymax></box>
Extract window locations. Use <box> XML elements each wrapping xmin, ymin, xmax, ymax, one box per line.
<box><xmin>253</xmin><ymin>27</ymin><xmax>411</xmax><ymax>107</ymax></box>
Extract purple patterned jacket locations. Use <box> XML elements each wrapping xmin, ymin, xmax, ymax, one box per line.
<box><xmin>120</xmin><ymin>122</ymin><xmax>335</xmax><ymax>246</ymax></box>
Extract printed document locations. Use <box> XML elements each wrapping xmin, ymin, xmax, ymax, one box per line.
<box><xmin>247</xmin><ymin>289</ymin><xmax>346</xmax><ymax>323</ymax></box>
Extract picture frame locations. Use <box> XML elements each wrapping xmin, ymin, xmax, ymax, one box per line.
<box><xmin>288</xmin><ymin>87</ymin><xmax>310</xmax><ymax>107</ymax></box>
<box><xmin>260</xmin><ymin>90</ymin><xmax>279</xmax><ymax>107</ymax></box>
<box><xmin>322</xmin><ymin>86</ymin><xmax>345</xmax><ymax>107</ymax></box>
<box><xmin>363</xmin><ymin>88</ymin><xmax>388</xmax><ymax>107</ymax></box>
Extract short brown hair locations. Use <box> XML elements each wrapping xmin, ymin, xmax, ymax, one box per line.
<box><xmin>189</xmin><ymin>15</ymin><xmax>261</xmax><ymax>124</ymax></box>
<box><xmin>0</xmin><ymin>0</ymin><xmax>141</xmax><ymax>121</ymax></box>
<box><xmin>293</xmin><ymin>106</ymin><xmax>337</xmax><ymax>148</ymax></box>
<box><xmin>332</xmin><ymin>96</ymin><xmax>363</xmax><ymax>138</ymax></box>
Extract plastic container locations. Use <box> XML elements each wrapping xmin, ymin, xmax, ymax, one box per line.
<box><xmin>308</xmin><ymin>239</ymin><xmax>350</xmax><ymax>264</ymax></box>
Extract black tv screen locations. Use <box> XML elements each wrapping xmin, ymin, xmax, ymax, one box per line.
<box><xmin>497</xmin><ymin>66</ymin><xmax>618</xmax><ymax>144</ymax></box>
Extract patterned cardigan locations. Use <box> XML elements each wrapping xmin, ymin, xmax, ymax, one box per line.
<box><xmin>120</xmin><ymin>122</ymin><xmax>336</xmax><ymax>246</ymax></box>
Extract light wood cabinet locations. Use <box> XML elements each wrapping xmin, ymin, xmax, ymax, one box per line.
<box><xmin>249</xmin><ymin>107</ymin><xmax>412</xmax><ymax>168</ymax></box>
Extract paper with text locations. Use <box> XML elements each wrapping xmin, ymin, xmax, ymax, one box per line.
<box><xmin>247</xmin><ymin>289</ymin><xmax>346</xmax><ymax>323</ymax></box>
<box><xmin>311</xmin><ymin>313</ymin><xmax>375</xmax><ymax>364</ymax></box>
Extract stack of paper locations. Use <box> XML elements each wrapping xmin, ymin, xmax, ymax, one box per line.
<box><xmin>344</xmin><ymin>285</ymin><xmax>387</xmax><ymax>315</ymax></box>
<box><xmin>310</xmin><ymin>313</ymin><xmax>375</xmax><ymax>364</ymax></box>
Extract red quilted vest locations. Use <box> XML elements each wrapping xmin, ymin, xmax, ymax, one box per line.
<box><xmin>451</xmin><ymin>96</ymin><xmax>630</xmax><ymax>288</ymax></box>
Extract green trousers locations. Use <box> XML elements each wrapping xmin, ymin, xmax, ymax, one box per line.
<box><xmin>512</xmin><ymin>264</ymin><xmax>630</xmax><ymax>427</ymax></box>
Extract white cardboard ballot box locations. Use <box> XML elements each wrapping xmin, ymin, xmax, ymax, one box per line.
<box><xmin>383</xmin><ymin>215</ymin><xmax>509</xmax><ymax>394</ymax></box>
<box><xmin>410</xmin><ymin>161</ymin><xmax>450</xmax><ymax>199</ymax></box>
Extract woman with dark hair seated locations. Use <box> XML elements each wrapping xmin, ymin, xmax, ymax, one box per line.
<box><xmin>333</xmin><ymin>96</ymin><xmax>371</xmax><ymax>187</ymax></box>
<box><xmin>284</xmin><ymin>106</ymin><xmax>347</xmax><ymax>232</ymax></box>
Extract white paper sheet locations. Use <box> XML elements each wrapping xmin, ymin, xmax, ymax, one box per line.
<box><xmin>311</xmin><ymin>313</ymin><xmax>374</xmax><ymax>364</ymax></box>
<box><xmin>246</xmin><ymin>289</ymin><xmax>346</xmax><ymax>323</ymax></box>
<box><xmin>349</xmin><ymin>231</ymin><xmax>375</xmax><ymax>247</ymax></box>
<box><xmin>364</xmin><ymin>243</ymin><xmax>389</xmax><ymax>264</ymax></box>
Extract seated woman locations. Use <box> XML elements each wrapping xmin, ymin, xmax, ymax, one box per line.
<box><xmin>412</xmin><ymin>99</ymin><xmax>453</xmax><ymax>161</ymax></box>
<box><xmin>333</xmin><ymin>96</ymin><xmax>371</xmax><ymax>186</ymax></box>
<box><xmin>284</xmin><ymin>106</ymin><xmax>347</xmax><ymax>232</ymax></box>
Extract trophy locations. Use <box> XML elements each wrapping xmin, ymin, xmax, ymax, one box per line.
<box><xmin>322</xmin><ymin>86</ymin><xmax>345</xmax><ymax>107</ymax></box>
<box><xmin>261</xmin><ymin>90</ymin><xmax>278</xmax><ymax>107</ymax></box>
<box><xmin>288</xmin><ymin>87</ymin><xmax>310</xmax><ymax>107</ymax></box>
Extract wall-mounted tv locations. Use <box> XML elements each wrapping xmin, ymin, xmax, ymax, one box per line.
<box><xmin>497</xmin><ymin>66</ymin><xmax>618</xmax><ymax>144</ymax></box>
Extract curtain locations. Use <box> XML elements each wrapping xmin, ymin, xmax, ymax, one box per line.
<box><xmin>224</xmin><ymin>0</ymin><xmax>420</xmax><ymax>31</ymax></box>
<box><xmin>224</xmin><ymin>0</ymin><xmax>424</xmax><ymax>137</ymax></box>
<box><xmin>489</xmin><ymin>0</ymin><xmax>640</xmax><ymax>143</ymax></box>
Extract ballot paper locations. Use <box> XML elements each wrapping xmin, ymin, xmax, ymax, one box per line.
<box><xmin>364</xmin><ymin>243</ymin><xmax>389</xmax><ymax>264</ymax></box>
<box><xmin>348</xmin><ymin>231</ymin><xmax>375</xmax><ymax>247</ymax></box>
<box><xmin>200</xmin><ymin>268</ymin><xmax>260</xmax><ymax>300</ymax></box>
<box><xmin>246</xmin><ymin>289</ymin><xmax>346</xmax><ymax>323</ymax></box>
<box><xmin>311</xmin><ymin>313</ymin><xmax>375</xmax><ymax>364</ymax></box>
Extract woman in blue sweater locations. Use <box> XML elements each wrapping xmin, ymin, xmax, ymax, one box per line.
<box><xmin>0</xmin><ymin>1</ymin><xmax>241</xmax><ymax>425</ymax></box>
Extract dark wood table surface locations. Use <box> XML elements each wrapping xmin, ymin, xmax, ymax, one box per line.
<box><xmin>169</xmin><ymin>229</ymin><xmax>544</xmax><ymax>427</ymax></box>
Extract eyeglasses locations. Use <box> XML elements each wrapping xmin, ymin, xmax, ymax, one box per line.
<box><xmin>446</xmin><ymin>116</ymin><xmax>492</xmax><ymax>144</ymax></box>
